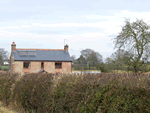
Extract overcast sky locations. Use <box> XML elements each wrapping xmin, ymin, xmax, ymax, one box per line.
<box><xmin>1</xmin><ymin>0</ymin><xmax>150</xmax><ymax>60</ymax></box>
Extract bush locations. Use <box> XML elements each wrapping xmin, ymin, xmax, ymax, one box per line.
<box><xmin>0</xmin><ymin>76</ymin><xmax>8</xmax><ymax>98</ymax></box>
<box><xmin>0</xmin><ymin>73</ymin><xmax>18</xmax><ymax>106</ymax></box>
<box><xmin>139</xmin><ymin>65</ymin><xmax>150</xmax><ymax>73</ymax></box>
<box><xmin>2</xmin><ymin>68</ymin><xmax>9</xmax><ymax>71</ymax></box>
<box><xmin>84</xmin><ymin>66</ymin><xmax>88</xmax><ymax>70</ymax></box>
<box><xmin>0</xmin><ymin>73</ymin><xmax>150</xmax><ymax>113</ymax></box>
<box><xmin>13</xmin><ymin>73</ymin><xmax>54</xmax><ymax>113</ymax></box>
<box><xmin>99</xmin><ymin>66</ymin><xmax>108</xmax><ymax>73</ymax></box>
<box><xmin>96</xmin><ymin>63</ymin><xmax>108</xmax><ymax>73</ymax></box>
<box><xmin>74</xmin><ymin>66</ymin><xmax>81</xmax><ymax>70</ymax></box>
<box><xmin>50</xmin><ymin>73</ymin><xmax>150</xmax><ymax>112</ymax></box>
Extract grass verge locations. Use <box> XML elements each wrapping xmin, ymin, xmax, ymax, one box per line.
<box><xmin>0</xmin><ymin>102</ymin><xmax>17</xmax><ymax>113</ymax></box>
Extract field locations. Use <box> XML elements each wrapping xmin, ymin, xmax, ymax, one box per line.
<box><xmin>1</xmin><ymin>66</ymin><xmax>9</xmax><ymax>70</ymax></box>
<box><xmin>0</xmin><ymin>72</ymin><xmax>150</xmax><ymax>113</ymax></box>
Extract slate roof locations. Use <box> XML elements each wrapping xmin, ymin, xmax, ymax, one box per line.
<box><xmin>12</xmin><ymin>50</ymin><xmax>72</xmax><ymax>62</ymax></box>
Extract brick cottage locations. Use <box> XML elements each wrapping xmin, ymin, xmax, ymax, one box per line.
<box><xmin>10</xmin><ymin>42</ymin><xmax>72</xmax><ymax>73</ymax></box>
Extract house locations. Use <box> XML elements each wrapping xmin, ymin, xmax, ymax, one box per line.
<box><xmin>10</xmin><ymin>42</ymin><xmax>72</xmax><ymax>73</ymax></box>
<box><xmin>3</xmin><ymin>61</ymin><xmax>9</xmax><ymax>65</ymax></box>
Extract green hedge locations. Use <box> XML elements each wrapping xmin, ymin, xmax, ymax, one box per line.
<box><xmin>0</xmin><ymin>73</ymin><xmax>150</xmax><ymax>113</ymax></box>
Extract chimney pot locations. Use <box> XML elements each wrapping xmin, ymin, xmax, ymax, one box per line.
<box><xmin>64</xmin><ymin>44</ymin><xmax>69</xmax><ymax>52</ymax></box>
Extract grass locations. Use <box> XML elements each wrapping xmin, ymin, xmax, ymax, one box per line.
<box><xmin>0</xmin><ymin>102</ymin><xmax>18</xmax><ymax>113</ymax></box>
<box><xmin>72</xmin><ymin>70</ymin><xmax>101</xmax><ymax>72</ymax></box>
<box><xmin>113</xmin><ymin>69</ymin><xmax>150</xmax><ymax>74</ymax></box>
<box><xmin>2</xmin><ymin>66</ymin><xmax>9</xmax><ymax>70</ymax></box>
<box><xmin>72</xmin><ymin>68</ymin><xmax>101</xmax><ymax>71</ymax></box>
<box><xmin>113</xmin><ymin>70</ymin><xmax>133</xmax><ymax>73</ymax></box>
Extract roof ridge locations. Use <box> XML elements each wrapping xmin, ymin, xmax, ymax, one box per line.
<box><xmin>16</xmin><ymin>48</ymin><xmax>64</xmax><ymax>51</ymax></box>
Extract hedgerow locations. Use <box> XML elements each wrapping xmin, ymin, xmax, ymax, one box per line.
<box><xmin>0</xmin><ymin>72</ymin><xmax>150</xmax><ymax>113</ymax></box>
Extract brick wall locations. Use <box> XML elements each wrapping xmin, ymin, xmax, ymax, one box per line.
<box><xmin>44</xmin><ymin>62</ymin><xmax>55</xmax><ymax>73</ymax></box>
<box><xmin>12</xmin><ymin>61</ymin><xmax>72</xmax><ymax>73</ymax></box>
<box><xmin>31</xmin><ymin>62</ymin><xmax>41</xmax><ymax>73</ymax></box>
<box><xmin>62</xmin><ymin>62</ymin><xmax>72</xmax><ymax>73</ymax></box>
<box><xmin>13</xmin><ymin>61</ymin><xmax>23</xmax><ymax>73</ymax></box>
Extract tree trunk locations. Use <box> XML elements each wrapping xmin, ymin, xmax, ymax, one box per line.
<box><xmin>134</xmin><ymin>66</ymin><xmax>138</xmax><ymax>73</ymax></box>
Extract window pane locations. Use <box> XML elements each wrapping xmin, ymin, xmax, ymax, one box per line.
<box><xmin>19</xmin><ymin>51</ymin><xmax>27</xmax><ymax>56</ymax></box>
<box><xmin>24</xmin><ymin>62</ymin><xmax>30</xmax><ymax>68</ymax></box>
<box><xmin>41</xmin><ymin>62</ymin><xmax>44</xmax><ymax>68</ymax></box>
<box><xmin>55</xmin><ymin>62</ymin><xmax>62</xmax><ymax>68</ymax></box>
<box><xmin>28</xmin><ymin>51</ymin><xmax>36</xmax><ymax>56</ymax></box>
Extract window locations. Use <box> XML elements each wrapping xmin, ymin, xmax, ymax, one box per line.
<box><xmin>18</xmin><ymin>50</ymin><xmax>27</xmax><ymax>56</ymax></box>
<box><xmin>41</xmin><ymin>62</ymin><xmax>44</xmax><ymax>69</ymax></box>
<box><xmin>55</xmin><ymin>62</ymin><xmax>62</xmax><ymax>68</ymax></box>
<box><xmin>23</xmin><ymin>62</ymin><xmax>30</xmax><ymax>68</ymax></box>
<box><xmin>27</xmin><ymin>50</ymin><xmax>36</xmax><ymax>56</ymax></box>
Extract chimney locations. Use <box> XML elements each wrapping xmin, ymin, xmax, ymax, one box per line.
<box><xmin>11</xmin><ymin>42</ymin><xmax>16</xmax><ymax>52</ymax></box>
<box><xmin>64</xmin><ymin>44</ymin><xmax>69</xmax><ymax>52</ymax></box>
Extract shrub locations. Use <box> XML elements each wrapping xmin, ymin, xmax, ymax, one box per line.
<box><xmin>0</xmin><ymin>73</ymin><xmax>150</xmax><ymax>113</ymax></box>
<box><xmin>2</xmin><ymin>68</ymin><xmax>9</xmax><ymax>71</ymax></box>
<box><xmin>12</xmin><ymin>73</ymin><xmax>54</xmax><ymax>113</ymax></box>
<box><xmin>84</xmin><ymin>66</ymin><xmax>88</xmax><ymax>70</ymax></box>
<box><xmin>0</xmin><ymin>73</ymin><xmax>18</xmax><ymax>106</ymax></box>
<box><xmin>139</xmin><ymin>65</ymin><xmax>149</xmax><ymax>73</ymax></box>
<box><xmin>0</xmin><ymin>76</ymin><xmax>8</xmax><ymax>98</ymax></box>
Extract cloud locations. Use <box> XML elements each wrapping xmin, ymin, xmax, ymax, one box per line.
<box><xmin>80</xmin><ymin>32</ymin><xmax>110</xmax><ymax>38</ymax></box>
<box><xmin>28</xmin><ymin>30</ymin><xmax>61</xmax><ymax>34</ymax></box>
<box><xmin>2</xmin><ymin>10</ymin><xmax>150</xmax><ymax>59</ymax></box>
<box><xmin>1</xmin><ymin>10</ymin><xmax>150</xmax><ymax>40</ymax></box>
<box><xmin>0</xmin><ymin>21</ymin><xmax>122</xmax><ymax>36</ymax></box>
<box><xmin>0</xmin><ymin>0</ymin><xmax>10</xmax><ymax>5</ymax></box>
<box><xmin>82</xmin><ymin>15</ymin><xmax>117</xmax><ymax>20</ymax></box>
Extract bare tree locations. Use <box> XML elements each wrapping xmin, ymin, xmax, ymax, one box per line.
<box><xmin>81</xmin><ymin>49</ymin><xmax>103</xmax><ymax>64</ymax></box>
<box><xmin>0</xmin><ymin>48</ymin><xmax>9</xmax><ymax>65</ymax></box>
<box><xmin>71</xmin><ymin>55</ymin><xmax>76</xmax><ymax>61</ymax></box>
<box><xmin>114</xmin><ymin>19</ymin><xmax>150</xmax><ymax>73</ymax></box>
